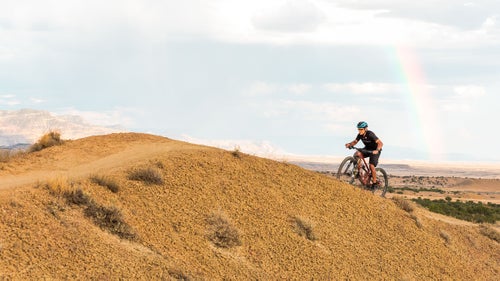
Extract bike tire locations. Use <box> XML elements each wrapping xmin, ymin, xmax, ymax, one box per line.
<box><xmin>373</xmin><ymin>167</ymin><xmax>388</xmax><ymax>197</ymax></box>
<box><xmin>337</xmin><ymin>156</ymin><xmax>356</xmax><ymax>185</ymax></box>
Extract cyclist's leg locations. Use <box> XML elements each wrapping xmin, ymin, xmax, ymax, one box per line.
<box><xmin>369</xmin><ymin>152</ymin><xmax>381</xmax><ymax>184</ymax></box>
<box><xmin>354</xmin><ymin>151</ymin><xmax>363</xmax><ymax>170</ymax></box>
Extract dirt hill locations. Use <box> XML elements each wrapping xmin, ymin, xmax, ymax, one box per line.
<box><xmin>0</xmin><ymin>133</ymin><xmax>498</xmax><ymax>280</ymax></box>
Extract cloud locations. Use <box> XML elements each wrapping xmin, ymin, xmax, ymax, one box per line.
<box><xmin>453</xmin><ymin>85</ymin><xmax>486</xmax><ymax>99</ymax></box>
<box><xmin>0</xmin><ymin>95</ymin><xmax>21</xmax><ymax>106</ymax></box>
<box><xmin>243</xmin><ymin>81</ymin><xmax>278</xmax><ymax>96</ymax></box>
<box><xmin>262</xmin><ymin>100</ymin><xmax>360</xmax><ymax>122</ymax></box>
<box><xmin>29</xmin><ymin>97</ymin><xmax>45</xmax><ymax>104</ymax></box>
<box><xmin>324</xmin><ymin>82</ymin><xmax>400</xmax><ymax>94</ymax></box>
<box><xmin>441</xmin><ymin>85</ymin><xmax>486</xmax><ymax>112</ymax></box>
<box><xmin>243</xmin><ymin>81</ymin><xmax>312</xmax><ymax>97</ymax></box>
<box><xmin>252</xmin><ymin>0</ymin><xmax>326</xmax><ymax>32</ymax></box>
<box><xmin>181</xmin><ymin>135</ymin><xmax>289</xmax><ymax>157</ymax></box>
<box><xmin>1</xmin><ymin>0</ymin><xmax>498</xmax><ymax>51</ymax></box>
<box><xmin>55</xmin><ymin>107</ymin><xmax>138</xmax><ymax>128</ymax></box>
<box><xmin>334</xmin><ymin>0</ymin><xmax>500</xmax><ymax>30</ymax></box>
<box><xmin>288</xmin><ymin>83</ymin><xmax>312</xmax><ymax>95</ymax></box>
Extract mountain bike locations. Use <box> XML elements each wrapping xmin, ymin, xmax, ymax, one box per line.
<box><xmin>337</xmin><ymin>147</ymin><xmax>388</xmax><ymax>197</ymax></box>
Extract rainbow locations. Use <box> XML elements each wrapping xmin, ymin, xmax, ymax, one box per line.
<box><xmin>394</xmin><ymin>46</ymin><xmax>444</xmax><ymax>161</ymax></box>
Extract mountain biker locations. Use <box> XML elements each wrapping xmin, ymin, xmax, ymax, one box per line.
<box><xmin>345</xmin><ymin>121</ymin><xmax>383</xmax><ymax>188</ymax></box>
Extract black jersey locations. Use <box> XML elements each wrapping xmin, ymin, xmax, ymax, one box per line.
<box><xmin>356</xmin><ymin>130</ymin><xmax>379</xmax><ymax>150</ymax></box>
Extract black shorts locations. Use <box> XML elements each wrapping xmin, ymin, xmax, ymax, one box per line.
<box><xmin>355</xmin><ymin>149</ymin><xmax>381</xmax><ymax>167</ymax></box>
<box><xmin>368</xmin><ymin>151</ymin><xmax>380</xmax><ymax>167</ymax></box>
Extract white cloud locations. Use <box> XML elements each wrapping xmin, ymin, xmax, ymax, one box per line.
<box><xmin>244</xmin><ymin>81</ymin><xmax>312</xmax><ymax>97</ymax></box>
<box><xmin>453</xmin><ymin>85</ymin><xmax>486</xmax><ymax>99</ymax></box>
<box><xmin>55</xmin><ymin>107</ymin><xmax>138</xmax><ymax>128</ymax></box>
<box><xmin>270</xmin><ymin>100</ymin><xmax>360</xmax><ymax>121</ymax></box>
<box><xmin>441</xmin><ymin>85</ymin><xmax>486</xmax><ymax>112</ymax></box>
<box><xmin>288</xmin><ymin>83</ymin><xmax>312</xmax><ymax>95</ymax></box>
<box><xmin>181</xmin><ymin>135</ymin><xmax>289</xmax><ymax>157</ymax></box>
<box><xmin>29</xmin><ymin>97</ymin><xmax>45</xmax><ymax>104</ymax></box>
<box><xmin>324</xmin><ymin>82</ymin><xmax>400</xmax><ymax>94</ymax></box>
<box><xmin>252</xmin><ymin>0</ymin><xmax>326</xmax><ymax>32</ymax></box>
<box><xmin>0</xmin><ymin>95</ymin><xmax>21</xmax><ymax>106</ymax></box>
<box><xmin>1</xmin><ymin>0</ymin><xmax>498</xmax><ymax>50</ymax></box>
<box><xmin>243</xmin><ymin>81</ymin><xmax>278</xmax><ymax>96</ymax></box>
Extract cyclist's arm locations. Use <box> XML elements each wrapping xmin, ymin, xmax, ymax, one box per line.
<box><xmin>373</xmin><ymin>139</ymin><xmax>383</xmax><ymax>154</ymax></box>
<box><xmin>375</xmin><ymin>139</ymin><xmax>383</xmax><ymax>151</ymax></box>
<box><xmin>345</xmin><ymin>139</ymin><xmax>358</xmax><ymax>148</ymax></box>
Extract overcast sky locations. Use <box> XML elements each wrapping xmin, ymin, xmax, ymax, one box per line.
<box><xmin>1</xmin><ymin>0</ymin><xmax>499</xmax><ymax>162</ymax></box>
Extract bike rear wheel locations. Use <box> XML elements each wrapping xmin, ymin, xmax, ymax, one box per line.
<box><xmin>373</xmin><ymin>167</ymin><xmax>388</xmax><ymax>197</ymax></box>
<box><xmin>337</xmin><ymin>156</ymin><xmax>356</xmax><ymax>185</ymax></box>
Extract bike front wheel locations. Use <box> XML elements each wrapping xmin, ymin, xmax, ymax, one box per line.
<box><xmin>337</xmin><ymin>156</ymin><xmax>356</xmax><ymax>185</ymax></box>
<box><xmin>373</xmin><ymin>167</ymin><xmax>388</xmax><ymax>197</ymax></box>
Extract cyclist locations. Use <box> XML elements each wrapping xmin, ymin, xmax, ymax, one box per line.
<box><xmin>345</xmin><ymin>121</ymin><xmax>384</xmax><ymax>188</ymax></box>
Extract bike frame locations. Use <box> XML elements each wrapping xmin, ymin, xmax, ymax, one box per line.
<box><xmin>354</xmin><ymin>151</ymin><xmax>373</xmax><ymax>187</ymax></box>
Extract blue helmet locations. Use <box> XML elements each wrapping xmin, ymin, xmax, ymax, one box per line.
<box><xmin>357</xmin><ymin>121</ymin><xmax>368</xmax><ymax>129</ymax></box>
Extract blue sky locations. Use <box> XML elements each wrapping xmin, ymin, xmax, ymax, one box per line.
<box><xmin>0</xmin><ymin>0</ymin><xmax>499</xmax><ymax>162</ymax></box>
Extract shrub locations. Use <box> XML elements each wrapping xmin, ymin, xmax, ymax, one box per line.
<box><xmin>45</xmin><ymin>177</ymin><xmax>136</xmax><ymax>240</ymax></box>
<box><xmin>168</xmin><ymin>269</ymin><xmax>193</xmax><ymax>281</ymax></box>
<box><xmin>91</xmin><ymin>175</ymin><xmax>120</xmax><ymax>193</ymax></box>
<box><xmin>392</xmin><ymin>196</ymin><xmax>415</xmax><ymax>213</ymax></box>
<box><xmin>411</xmin><ymin>214</ymin><xmax>423</xmax><ymax>229</ymax></box>
<box><xmin>84</xmin><ymin>203</ymin><xmax>137</xmax><ymax>240</ymax></box>
<box><xmin>44</xmin><ymin>177</ymin><xmax>73</xmax><ymax>196</ymax></box>
<box><xmin>64</xmin><ymin>188</ymin><xmax>92</xmax><ymax>206</ymax></box>
<box><xmin>412</xmin><ymin>198</ymin><xmax>500</xmax><ymax>223</ymax></box>
<box><xmin>231</xmin><ymin>146</ymin><xmax>242</xmax><ymax>158</ymax></box>
<box><xmin>292</xmin><ymin>216</ymin><xmax>318</xmax><ymax>241</ymax></box>
<box><xmin>206</xmin><ymin>211</ymin><xmax>242</xmax><ymax>248</ymax></box>
<box><xmin>479</xmin><ymin>225</ymin><xmax>500</xmax><ymax>242</ymax></box>
<box><xmin>0</xmin><ymin>149</ymin><xmax>16</xmax><ymax>162</ymax></box>
<box><xmin>29</xmin><ymin>131</ymin><xmax>64</xmax><ymax>152</ymax></box>
<box><xmin>440</xmin><ymin>230</ymin><xmax>451</xmax><ymax>244</ymax></box>
<box><xmin>128</xmin><ymin>167</ymin><xmax>164</xmax><ymax>185</ymax></box>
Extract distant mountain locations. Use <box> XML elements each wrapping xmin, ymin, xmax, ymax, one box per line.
<box><xmin>0</xmin><ymin>109</ymin><xmax>124</xmax><ymax>146</ymax></box>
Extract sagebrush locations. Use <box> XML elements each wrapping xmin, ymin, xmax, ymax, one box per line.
<box><xmin>292</xmin><ymin>216</ymin><xmax>318</xmax><ymax>241</ymax></box>
<box><xmin>392</xmin><ymin>196</ymin><xmax>415</xmax><ymax>213</ymax></box>
<box><xmin>128</xmin><ymin>167</ymin><xmax>164</xmax><ymax>185</ymax></box>
<box><xmin>30</xmin><ymin>131</ymin><xmax>64</xmax><ymax>152</ymax></box>
<box><xmin>91</xmin><ymin>175</ymin><xmax>120</xmax><ymax>193</ymax></box>
<box><xmin>206</xmin><ymin>211</ymin><xmax>242</xmax><ymax>248</ymax></box>
<box><xmin>479</xmin><ymin>225</ymin><xmax>500</xmax><ymax>242</ymax></box>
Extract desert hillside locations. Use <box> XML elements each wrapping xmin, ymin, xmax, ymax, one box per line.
<box><xmin>0</xmin><ymin>133</ymin><xmax>498</xmax><ymax>280</ymax></box>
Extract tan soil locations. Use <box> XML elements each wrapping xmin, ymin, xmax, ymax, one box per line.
<box><xmin>389</xmin><ymin>176</ymin><xmax>500</xmax><ymax>204</ymax></box>
<box><xmin>0</xmin><ymin>133</ymin><xmax>498</xmax><ymax>280</ymax></box>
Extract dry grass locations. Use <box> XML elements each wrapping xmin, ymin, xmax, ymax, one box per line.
<box><xmin>479</xmin><ymin>224</ymin><xmax>500</xmax><ymax>242</ymax></box>
<box><xmin>231</xmin><ymin>146</ymin><xmax>242</xmax><ymax>159</ymax></box>
<box><xmin>90</xmin><ymin>174</ymin><xmax>120</xmax><ymax>193</ymax></box>
<box><xmin>29</xmin><ymin>131</ymin><xmax>64</xmax><ymax>152</ymax></box>
<box><xmin>392</xmin><ymin>196</ymin><xmax>415</xmax><ymax>213</ymax></box>
<box><xmin>440</xmin><ymin>230</ymin><xmax>451</xmax><ymax>244</ymax></box>
<box><xmin>128</xmin><ymin>167</ymin><xmax>164</xmax><ymax>185</ymax></box>
<box><xmin>292</xmin><ymin>216</ymin><xmax>318</xmax><ymax>241</ymax></box>
<box><xmin>44</xmin><ymin>176</ymin><xmax>136</xmax><ymax>240</ymax></box>
<box><xmin>84</xmin><ymin>203</ymin><xmax>137</xmax><ymax>241</ymax></box>
<box><xmin>0</xmin><ymin>149</ymin><xmax>24</xmax><ymax>162</ymax></box>
<box><xmin>411</xmin><ymin>214</ymin><xmax>423</xmax><ymax>229</ymax></box>
<box><xmin>206</xmin><ymin>211</ymin><xmax>242</xmax><ymax>248</ymax></box>
<box><xmin>44</xmin><ymin>176</ymin><xmax>74</xmax><ymax>196</ymax></box>
<box><xmin>168</xmin><ymin>269</ymin><xmax>194</xmax><ymax>281</ymax></box>
<box><xmin>64</xmin><ymin>188</ymin><xmax>92</xmax><ymax>206</ymax></box>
